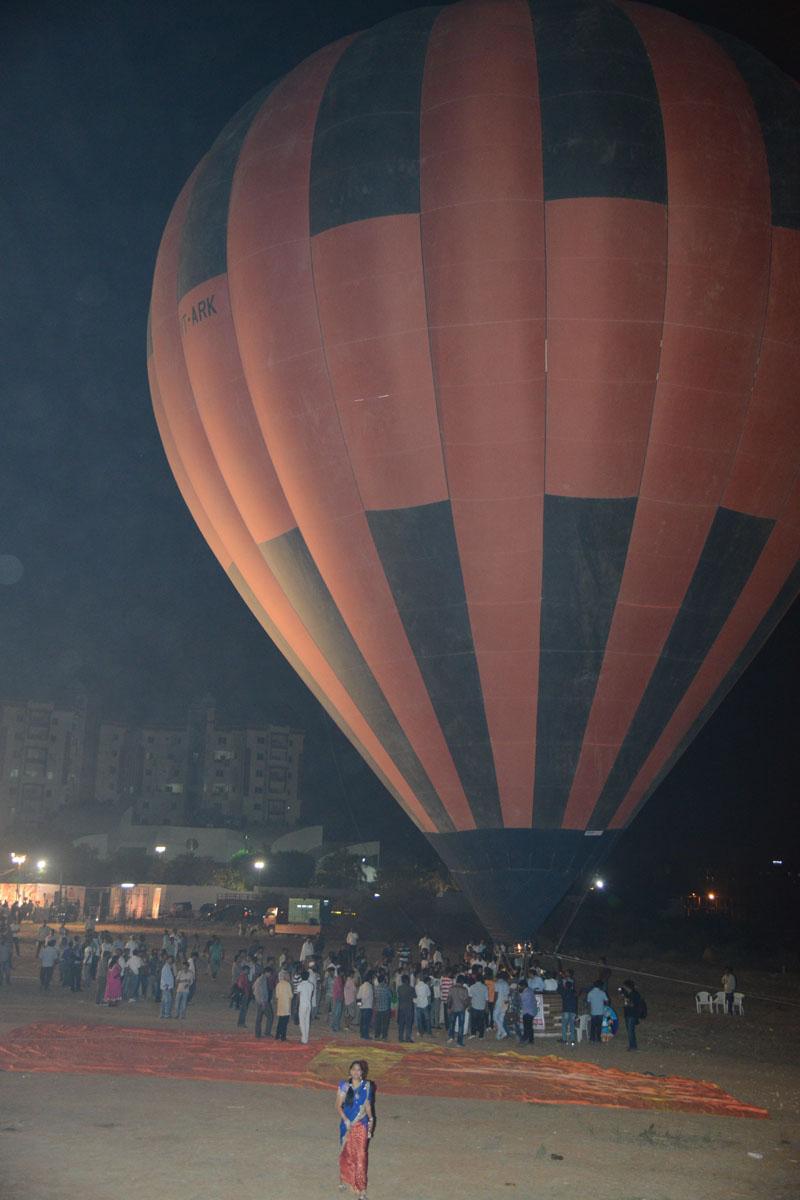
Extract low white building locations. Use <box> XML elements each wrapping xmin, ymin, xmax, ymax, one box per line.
<box><xmin>74</xmin><ymin>807</ymin><xmax>247</xmax><ymax>862</ymax></box>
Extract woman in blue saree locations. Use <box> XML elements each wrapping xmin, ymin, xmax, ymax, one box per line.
<box><xmin>335</xmin><ymin>1058</ymin><xmax>374</xmax><ymax>1197</ymax></box>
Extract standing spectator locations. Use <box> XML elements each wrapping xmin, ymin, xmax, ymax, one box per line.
<box><xmin>493</xmin><ymin>971</ymin><xmax>510</xmax><ymax>1040</ymax></box>
<box><xmin>274</xmin><ymin>972</ymin><xmax>293</xmax><ymax>1041</ymax></box>
<box><xmin>186</xmin><ymin>952</ymin><xmax>199</xmax><ymax>1003</ymax></box>
<box><xmin>468</xmin><ymin>975</ymin><xmax>489</xmax><ymax>1040</ymax></box>
<box><xmin>373</xmin><ymin>972</ymin><xmax>392</xmax><ymax>1041</ymax></box>
<box><xmin>446</xmin><ymin>975</ymin><xmax>469</xmax><ymax>1047</ymax></box>
<box><xmin>80</xmin><ymin>940</ymin><xmax>93</xmax><ymax>988</ymax></box>
<box><xmin>558</xmin><ymin>969</ymin><xmax>578</xmax><ymax>1045</ymax></box>
<box><xmin>300</xmin><ymin>936</ymin><xmax>314</xmax><ymax>963</ymax></box>
<box><xmin>430</xmin><ymin>971</ymin><xmax>443</xmax><ymax>1029</ymax></box>
<box><xmin>414</xmin><ymin>974</ymin><xmax>432</xmax><ymax>1037</ymax></box>
<box><xmin>174</xmin><ymin>961</ymin><xmax>193</xmax><ymax>1019</ymax></box>
<box><xmin>139</xmin><ymin>950</ymin><xmax>151</xmax><ymax>999</ymax></box>
<box><xmin>396</xmin><ymin>974</ymin><xmax>415</xmax><ymax>1043</ymax></box>
<box><xmin>519</xmin><ymin>982</ymin><xmax>537</xmax><ymax>1044</ymax></box>
<box><xmin>39</xmin><ymin>938</ymin><xmax>58</xmax><ymax>990</ymax></box>
<box><xmin>159</xmin><ymin>956</ymin><xmax>175</xmax><ymax>1018</ymax></box>
<box><xmin>8</xmin><ymin>919</ymin><xmax>21</xmax><ymax>957</ymax></box>
<box><xmin>0</xmin><ymin>936</ymin><xmax>12</xmax><ymax>985</ymax></box>
<box><xmin>253</xmin><ymin>969</ymin><xmax>274</xmax><ymax>1039</ymax></box>
<box><xmin>208</xmin><ymin>936</ymin><xmax>224</xmax><ymax>979</ymax></box>
<box><xmin>505</xmin><ymin>980</ymin><xmax>522</xmax><ymax>1042</ymax></box>
<box><xmin>586</xmin><ymin>980</ymin><xmax>609</xmax><ymax>1044</ymax></box>
<box><xmin>721</xmin><ymin>967</ymin><xmax>737</xmax><ymax>1015</ymax></box>
<box><xmin>104</xmin><ymin>956</ymin><xmax>123</xmax><ymax>1007</ymax></box>
<box><xmin>297</xmin><ymin>969</ymin><xmax>314</xmax><ymax>1044</ymax></box>
<box><xmin>308</xmin><ymin>961</ymin><xmax>320</xmax><ymax>1020</ymax></box>
<box><xmin>439</xmin><ymin>969</ymin><xmax>453</xmax><ymax>1026</ymax></box>
<box><xmin>620</xmin><ymin>979</ymin><xmax>645</xmax><ymax>1050</ymax></box>
<box><xmin>330</xmin><ymin>969</ymin><xmax>345</xmax><ymax>1032</ymax></box>
<box><xmin>235</xmin><ymin>964</ymin><xmax>252</xmax><ymax>1028</ymax></box>
<box><xmin>323</xmin><ymin>966</ymin><xmax>336</xmax><ymax>1018</ymax></box>
<box><xmin>343</xmin><ymin>971</ymin><xmax>358</xmax><ymax>1030</ymax></box>
<box><xmin>95</xmin><ymin>952</ymin><xmax>110</xmax><ymax>1005</ymax></box>
<box><xmin>125</xmin><ymin>948</ymin><xmax>142</xmax><ymax>1001</ymax></box>
<box><xmin>484</xmin><ymin>969</ymin><xmax>496</xmax><ymax>1029</ymax></box>
<box><xmin>357</xmin><ymin>973</ymin><xmax>374</xmax><ymax>1040</ymax></box>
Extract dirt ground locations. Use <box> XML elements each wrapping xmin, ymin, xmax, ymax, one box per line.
<box><xmin>1</xmin><ymin>925</ymin><xmax>798</xmax><ymax>1200</ymax></box>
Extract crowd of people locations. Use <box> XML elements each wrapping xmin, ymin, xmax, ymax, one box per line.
<box><xmin>0</xmin><ymin>901</ymin><xmax>648</xmax><ymax>1052</ymax></box>
<box><xmin>208</xmin><ymin>930</ymin><xmax>646</xmax><ymax>1051</ymax></box>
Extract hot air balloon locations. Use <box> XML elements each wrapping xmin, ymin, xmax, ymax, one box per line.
<box><xmin>148</xmin><ymin>0</ymin><xmax>800</xmax><ymax>940</ymax></box>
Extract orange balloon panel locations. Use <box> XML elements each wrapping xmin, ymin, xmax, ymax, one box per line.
<box><xmin>149</xmin><ymin>0</ymin><xmax>800</xmax><ymax>938</ymax></box>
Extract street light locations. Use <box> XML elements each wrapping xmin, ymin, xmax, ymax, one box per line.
<box><xmin>154</xmin><ymin>845</ymin><xmax>166</xmax><ymax>856</ymax></box>
<box><xmin>36</xmin><ymin>859</ymin><xmax>47</xmax><ymax>873</ymax></box>
<box><xmin>594</xmin><ymin>878</ymin><xmax>605</xmax><ymax>890</ymax></box>
<box><xmin>253</xmin><ymin>859</ymin><xmax>266</xmax><ymax>871</ymax></box>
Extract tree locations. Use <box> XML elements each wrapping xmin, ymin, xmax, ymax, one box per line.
<box><xmin>267</xmin><ymin>851</ymin><xmax>316</xmax><ymax>887</ymax></box>
<box><xmin>162</xmin><ymin>854</ymin><xmax>217</xmax><ymax>885</ymax></box>
<box><xmin>314</xmin><ymin>847</ymin><xmax>364</xmax><ymax>889</ymax></box>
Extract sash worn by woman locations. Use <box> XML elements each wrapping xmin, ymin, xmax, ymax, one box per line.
<box><xmin>335</xmin><ymin>1059</ymin><xmax>374</xmax><ymax>1198</ymax></box>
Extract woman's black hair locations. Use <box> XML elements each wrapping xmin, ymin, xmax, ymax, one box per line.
<box><xmin>345</xmin><ymin>1059</ymin><xmax>369</xmax><ymax>1107</ymax></box>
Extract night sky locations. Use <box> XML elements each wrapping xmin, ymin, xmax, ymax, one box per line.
<box><xmin>1</xmin><ymin>0</ymin><xmax>797</xmax><ymax>862</ymax></box>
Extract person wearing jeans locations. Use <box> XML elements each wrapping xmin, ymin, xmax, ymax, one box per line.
<box><xmin>586</xmin><ymin>981</ymin><xmax>609</xmax><ymax>1044</ymax></box>
<box><xmin>494</xmin><ymin>972</ymin><xmax>510</xmax><ymax>1040</ymax></box>
<box><xmin>446</xmin><ymin>976</ymin><xmax>470</xmax><ymax>1047</ymax></box>
<box><xmin>414</xmin><ymin>976</ymin><xmax>431</xmax><ymax>1037</ymax></box>
<box><xmin>621</xmin><ymin>979</ymin><xmax>644</xmax><ymax>1050</ymax></box>
<box><xmin>467</xmin><ymin>977</ymin><xmax>488</xmax><ymax>1040</ymax></box>
<box><xmin>253</xmin><ymin>970</ymin><xmax>274</xmax><ymax>1039</ymax></box>
<box><xmin>330</xmin><ymin>971</ymin><xmax>344</xmax><ymax>1033</ymax></box>
<box><xmin>396</xmin><ymin>974</ymin><xmax>415</xmax><ymax>1043</ymax></box>
<box><xmin>357</xmin><ymin>975</ymin><xmax>374</xmax><ymax>1040</ymax></box>
<box><xmin>373</xmin><ymin>974</ymin><xmax>392</xmax><ymax>1040</ymax></box>
<box><xmin>520</xmin><ymin>984</ymin><xmax>536</xmax><ymax>1044</ymax></box>
<box><xmin>159</xmin><ymin>958</ymin><xmax>175</xmax><ymax>1018</ymax></box>
<box><xmin>558</xmin><ymin>971</ymin><xmax>578</xmax><ymax>1045</ymax></box>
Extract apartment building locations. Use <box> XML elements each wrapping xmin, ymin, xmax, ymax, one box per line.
<box><xmin>0</xmin><ymin>698</ymin><xmax>87</xmax><ymax>825</ymax></box>
<box><xmin>204</xmin><ymin>718</ymin><xmax>303</xmax><ymax>826</ymax></box>
<box><xmin>1</xmin><ymin>695</ymin><xmax>304</xmax><ymax>830</ymax></box>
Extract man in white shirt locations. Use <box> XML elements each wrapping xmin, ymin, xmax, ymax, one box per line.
<box><xmin>125</xmin><ymin>951</ymin><xmax>142</xmax><ymax>1001</ymax></box>
<box><xmin>297</xmin><ymin>969</ymin><xmax>315</xmax><ymax>1044</ymax></box>
<box><xmin>586</xmin><ymin>981</ymin><xmax>609</xmax><ymax>1044</ymax></box>
<box><xmin>159</xmin><ymin>957</ymin><xmax>176</xmax><ymax>1019</ymax></box>
<box><xmin>467</xmin><ymin>977</ymin><xmax>489</xmax><ymax>1039</ymax></box>
<box><xmin>39</xmin><ymin>940</ymin><xmax>59</xmax><ymax>990</ymax></box>
<box><xmin>418</xmin><ymin>934</ymin><xmax>433</xmax><ymax>953</ymax></box>
<box><xmin>307</xmin><ymin>964</ymin><xmax>320</xmax><ymax>1019</ymax></box>
<box><xmin>414</xmin><ymin>976</ymin><xmax>432</xmax><ymax>1036</ymax></box>
<box><xmin>300</xmin><ymin>937</ymin><xmax>314</xmax><ymax>962</ymax></box>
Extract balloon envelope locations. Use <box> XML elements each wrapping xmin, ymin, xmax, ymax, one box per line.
<box><xmin>149</xmin><ymin>0</ymin><xmax>800</xmax><ymax>939</ymax></box>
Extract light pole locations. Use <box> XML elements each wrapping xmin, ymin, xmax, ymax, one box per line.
<box><xmin>10</xmin><ymin>853</ymin><xmax>26</xmax><ymax>899</ymax></box>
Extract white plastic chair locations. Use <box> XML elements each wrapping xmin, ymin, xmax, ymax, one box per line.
<box><xmin>695</xmin><ymin>990</ymin><xmax>713</xmax><ymax>1014</ymax></box>
<box><xmin>575</xmin><ymin>1013</ymin><xmax>590</xmax><ymax>1043</ymax></box>
<box><xmin>732</xmin><ymin>992</ymin><xmax>744</xmax><ymax>1015</ymax></box>
<box><xmin>711</xmin><ymin>990</ymin><xmax>727</xmax><ymax>1013</ymax></box>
